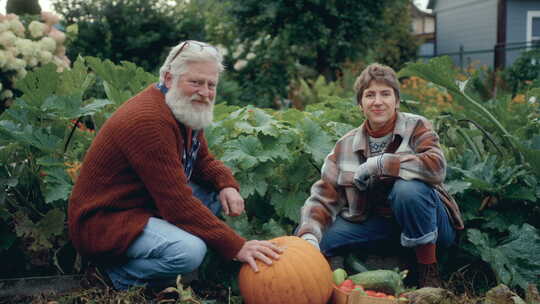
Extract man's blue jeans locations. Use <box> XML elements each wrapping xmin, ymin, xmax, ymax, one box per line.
<box><xmin>319</xmin><ymin>179</ymin><xmax>455</xmax><ymax>257</ymax></box>
<box><xmin>104</xmin><ymin>182</ymin><xmax>221</xmax><ymax>290</ymax></box>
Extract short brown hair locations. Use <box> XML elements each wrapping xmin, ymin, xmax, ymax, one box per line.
<box><xmin>354</xmin><ymin>63</ymin><xmax>400</xmax><ymax>105</ymax></box>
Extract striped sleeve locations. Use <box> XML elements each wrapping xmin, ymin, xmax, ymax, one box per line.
<box><xmin>380</xmin><ymin>117</ymin><xmax>446</xmax><ymax>185</ymax></box>
<box><xmin>296</xmin><ymin>147</ymin><xmax>346</xmax><ymax>241</ymax></box>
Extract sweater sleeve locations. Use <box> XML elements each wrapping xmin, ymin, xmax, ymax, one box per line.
<box><xmin>117</xmin><ymin>116</ymin><xmax>245</xmax><ymax>260</ymax></box>
<box><xmin>295</xmin><ymin>146</ymin><xmax>344</xmax><ymax>242</ymax></box>
<box><xmin>373</xmin><ymin>117</ymin><xmax>446</xmax><ymax>185</ymax></box>
<box><xmin>192</xmin><ymin>132</ymin><xmax>240</xmax><ymax>191</ymax></box>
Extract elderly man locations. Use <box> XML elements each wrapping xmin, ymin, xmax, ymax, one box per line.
<box><xmin>68</xmin><ymin>40</ymin><xmax>282</xmax><ymax>291</ymax></box>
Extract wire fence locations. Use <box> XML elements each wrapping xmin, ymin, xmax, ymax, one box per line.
<box><xmin>419</xmin><ymin>41</ymin><xmax>540</xmax><ymax>69</ymax></box>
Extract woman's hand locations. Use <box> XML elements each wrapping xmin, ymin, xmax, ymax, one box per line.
<box><xmin>219</xmin><ymin>187</ymin><xmax>244</xmax><ymax>216</ymax></box>
<box><xmin>235</xmin><ymin>240</ymin><xmax>283</xmax><ymax>272</ymax></box>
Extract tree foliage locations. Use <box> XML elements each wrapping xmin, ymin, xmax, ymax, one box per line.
<box><xmin>228</xmin><ymin>0</ymin><xmax>394</xmax><ymax>77</ymax></box>
<box><xmin>6</xmin><ymin>0</ymin><xmax>41</xmax><ymax>15</ymax></box>
<box><xmin>224</xmin><ymin>0</ymin><xmax>406</xmax><ymax>107</ymax></box>
<box><xmin>51</xmin><ymin>0</ymin><xmax>206</xmax><ymax>73</ymax></box>
<box><xmin>370</xmin><ymin>1</ymin><xmax>420</xmax><ymax>71</ymax></box>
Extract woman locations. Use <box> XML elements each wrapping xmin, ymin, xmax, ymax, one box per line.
<box><xmin>295</xmin><ymin>63</ymin><xmax>463</xmax><ymax>288</ymax></box>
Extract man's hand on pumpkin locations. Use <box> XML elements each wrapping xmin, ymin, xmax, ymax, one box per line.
<box><xmin>235</xmin><ymin>240</ymin><xmax>283</xmax><ymax>272</ymax></box>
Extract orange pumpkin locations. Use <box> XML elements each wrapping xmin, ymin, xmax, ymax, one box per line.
<box><xmin>238</xmin><ymin>236</ymin><xmax>333</xmax><ymax>304</ymax></box>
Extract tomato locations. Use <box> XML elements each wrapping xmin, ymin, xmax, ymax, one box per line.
<box><xmin>339</xmin><ymin>279</ymin><xmax>355</xmax><ymax>290</ymax></box>
<box><xmin>365</xmin><ymin>290</ymin><xmax>377</xmax><ymax>297</ymax></box>
<box><xmin>374</xmin><ymin>292</ymin><xmax>387</xmax><ymax>298</ymax></box>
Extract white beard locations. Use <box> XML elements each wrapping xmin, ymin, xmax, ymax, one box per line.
<box><xmin>165</xmin><ymin>85</ymin><xmax>214</xmax><ymax>130</ymax></box>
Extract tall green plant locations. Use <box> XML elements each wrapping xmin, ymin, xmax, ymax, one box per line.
<box><xmin>0</xmin><ymin>59</ymin><xmax>108</xmax><ymax>276</ymax></box>
<box><xmin>399</xmin><ymin>56</ymin><xmax>540</xmax><ymax>290</ymax></box>
<box><xmin>0</xmin><ymin>56</ymin><xmax>156</xmax><ymax>277</ymax></box>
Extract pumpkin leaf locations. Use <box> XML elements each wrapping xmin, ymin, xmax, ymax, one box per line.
<box><xmin>297</xmin><ymin>118</ymin><xmax>333</xmax><ymax>164</ymax></box>
<box><xmin>467</xmin><ymin>224</ymin><xmax>540</xmax><ymax>289</ymax></box>
<box><xmin>271</xmin><ymin>191</ymin><xmax>306</xmax><ymax>223</ymax></box>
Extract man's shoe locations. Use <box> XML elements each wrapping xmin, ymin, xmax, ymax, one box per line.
<box><xmin>417</xmin><ymin>262</ymin><xmax>442</xmax><ymax>288</ymax></box>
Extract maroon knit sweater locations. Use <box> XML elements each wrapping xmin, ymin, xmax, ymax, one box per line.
<box><xmin>68</xmin><ymin>85</ymin><xmax>246</xmax><ymax>263</ymax></box>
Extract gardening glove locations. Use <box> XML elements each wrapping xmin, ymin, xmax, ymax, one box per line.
<box><xmin>353</xmin><ymin>155</ymin><xmax>385</xmax><ymax>191</ymax></box>
<box><xmin>301</xmin><ymin>233</ymin><xmax>320</xmax><ymax>251</ymax></box>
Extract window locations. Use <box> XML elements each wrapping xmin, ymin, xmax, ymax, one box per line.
<box><xmin>527</xmin><ymin>11</ymin><xmax>540</xmax><ymax>47</ymax></box>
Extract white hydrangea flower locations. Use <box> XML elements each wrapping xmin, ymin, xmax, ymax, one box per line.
<box><xmin>41</xmin><ymin>11</ymin><xmax>60</xmax><ymax>26</ymax></box>
<box><xmin>8</xmin><ymin>19</ymin><xmax>25</xmax><ymax>37</ymax></box>
<box><xmin>0</xmin><ymin>89</ymin><xmax>13</xmax><ymax>99</ymax></box>
<box><xmin>48</xmin><ymin>27</ymin><xmax>66</xmax><ymax>44</ymax></box>
<box><xmin>0</xmin><ymin>50</ymin><xmax>6</xmax><ymax>67</ymax></box>
<box><xmin>39</xmin><ymin>50</ymin><xmax>53</xmax><ymax>63</ymax></box>
<box><xmin>5</xmin><ymin>46</ymin><xmax>20</xmax><ymax>57</ymax></box>
<box><xmin>216</xmin><ymin>44</ymin><xmax>228</xmax><ymax>56</ymax></box>
<box><xmin>53</xmin><ymin>56</ymin><xmax>63</xmax><ymax>65</ymax></box>
<box><xmin>27</xmin><ymin>57</ymin><xmax>38</xmax><ymax>67</ymax></box>
<box><xmin>234</xmin><ymin>59</ymin><xmax>248</xmax><ymax>71</ymax></box>
<box><xmin>16</xmin><ymin>67</ymin><xmax>27</xmax><ymax>80</ymax></box>
<box><xmin>14</xmin><ymin>38</ymin><xmax>35</xmax><ymax>57</ymax></box>
<box><xmin>28</xmin><ymin>21</ymin><xmax>47</xmax><ymax>38</ymax></box>
<box><xmin>54</xmin><ymin>45</ymin><xmax>66</xmax><ymax>56</ymax></box>
<box><xmin>39</xmin><ymin>36</ymin><xmax>56</xmax><ymax>52</ymax></box>
<box><xmin>253</xmin><ymin>38</ymin><xmax>262</xmax><ymax>47</ymax></box>
<box><xmin>9</xmin><ymin>58</ymin><xmax>26</xmax><ymax>71</ymax></box>
<box><xmin>0</xmin><ymin>22</ymin><xmax>10</xmax><ymax>32</ymax></box>
<box><xmin>246</xmin><ymin>52</ymin><xmax>256</xmax><ymax>60</ymax></box>
<box><xmin>232</xmin><ymin>44</ymin><xmax>244</xmax><ymax>59</ymax></box>
<box><xmin>0</xmin><ymin>31</ymin><xmax>17</xmax><ymax>46</ymax></box>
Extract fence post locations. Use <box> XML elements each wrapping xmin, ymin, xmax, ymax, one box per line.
<box><xmin>459</xmin><ymin>45</ymin><xmax>464</xmax><ymax>70</ymax></box>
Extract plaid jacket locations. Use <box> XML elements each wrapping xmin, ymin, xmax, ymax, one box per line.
<box><xmin>296</xmin><ymin>112</ymin><xmax>464</xmax><ymax>242</ymax></box>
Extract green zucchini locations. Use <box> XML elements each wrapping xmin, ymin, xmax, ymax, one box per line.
<box><xmin>348</xmin><ymin>269</ymin><xmax>405</xmax><ymax>295</ymax></box>
<box><xmin>345</xmin><ymin>254</ymin><xmax>369</xmax><ymax>274</ymax></box>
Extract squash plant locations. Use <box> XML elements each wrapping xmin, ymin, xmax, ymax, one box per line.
<box><xmin>399</xmin><ymin>56</ymin><xmax>540</xmax><ymax>290</ymax></box>
<box><xmin>0</xmin><ymin>57</ymin><xmax>156</xmax><ymax>277</ymax></box>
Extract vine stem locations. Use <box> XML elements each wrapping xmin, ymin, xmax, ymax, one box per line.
<box><xmin>64</xmin><ymin>116</ymin><xmax>83</xmax><ymax>154</ymax></box>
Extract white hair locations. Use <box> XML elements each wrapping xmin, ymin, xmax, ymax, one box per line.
<box><xmin>158</xmin><ymin>40</ymin><xmax>224</xmax><ymax>84</ymax></box>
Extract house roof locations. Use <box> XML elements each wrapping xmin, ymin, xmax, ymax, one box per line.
<box><xmin>411</xmin><ymin>2</ymin><xmax>434</xmax><ymax>17</ymax></box>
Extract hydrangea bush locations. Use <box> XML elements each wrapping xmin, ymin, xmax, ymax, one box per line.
<box><xmin>0</xmin><ymin>11</ymin><xmax>72</xmax><ymax>109</ymax></box>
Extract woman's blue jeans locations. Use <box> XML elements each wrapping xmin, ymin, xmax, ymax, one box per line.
<box><xmin>104</xmin><ymin>182</ymin><xmax>221</xmax><ymax>290</ymax></box>
<box><xmin>319</xmin><ymin>179</ymin><xmax>456</xmax><ymax>257</ymax></box>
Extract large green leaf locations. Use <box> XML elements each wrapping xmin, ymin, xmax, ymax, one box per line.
<box><xmin>520</xmin><ymin>136</ymin><xmax>540</xmax><ymax>174</ymax></box>
<box><xmin>15</xmin><ymin>63</ymin><xmax>60</xmax><ymax>109</ymax></box>
<box><xmin>399</xmin><ymin>57</ymin><xmax>518</xmax><ymax>154</ymax></box>
<box><xmin>221</xmin><ymin>136</ymin><xmax>261</xmax><ymax>170</ymax></box>
<box><xmin>444</xmin><ymin>180</ymin><xmax>471</xmax><ymax>195</ymax></box>
<box><xmin>297</xmin><ymin>118</ymin><xmax>333</xmax><ymax>164</ymax></box>
<box><xmin>1</xmin><ymin>124</ymin><xmax>62</xmax><ymax>153</ymax></box>
<box><xmin>57</xmin><ymin>56</ymin><xmax>95</xmax><ymax>96</ymax></box>
<box><xmin>398</xmin><ymin>57</ymin><xmax>461</xmax><ymax>96</ymax></box>
<box><xmin>467</xmin><ymin>224</ymin><xmax>540</xmax><ymax>289</ymax></box>
<box><xmin>42</xmin><ymin>94</ymin><xmax>112</xmax><ymax>119</ymax></box>
<box><xmin>0</xmin><ymin>221</ymin><xmax>16</xmax><ymax>251</ymax></box>
<box><xmin>41</xmin><ymin>166</ymin><xmax>73</xmax><ymax>204</ymax></box>
<box><xmin>13</xmin><ymin>209</ymin><xmax>65</xmax><ymax>251</ymax></box>
<box><xmin>86</xmin><ymin>57</ymin><xmax>156</xmax><ymax>105</ymax></box>
<box><xmin>271</xmin><ymin>191</ymin><xmax>306</xmax><ymax>223</ymax></box>
<box><xmin>233</xmin><ymin>106</ymin><xmax>280</xmax><ymax>137</ymax></box>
